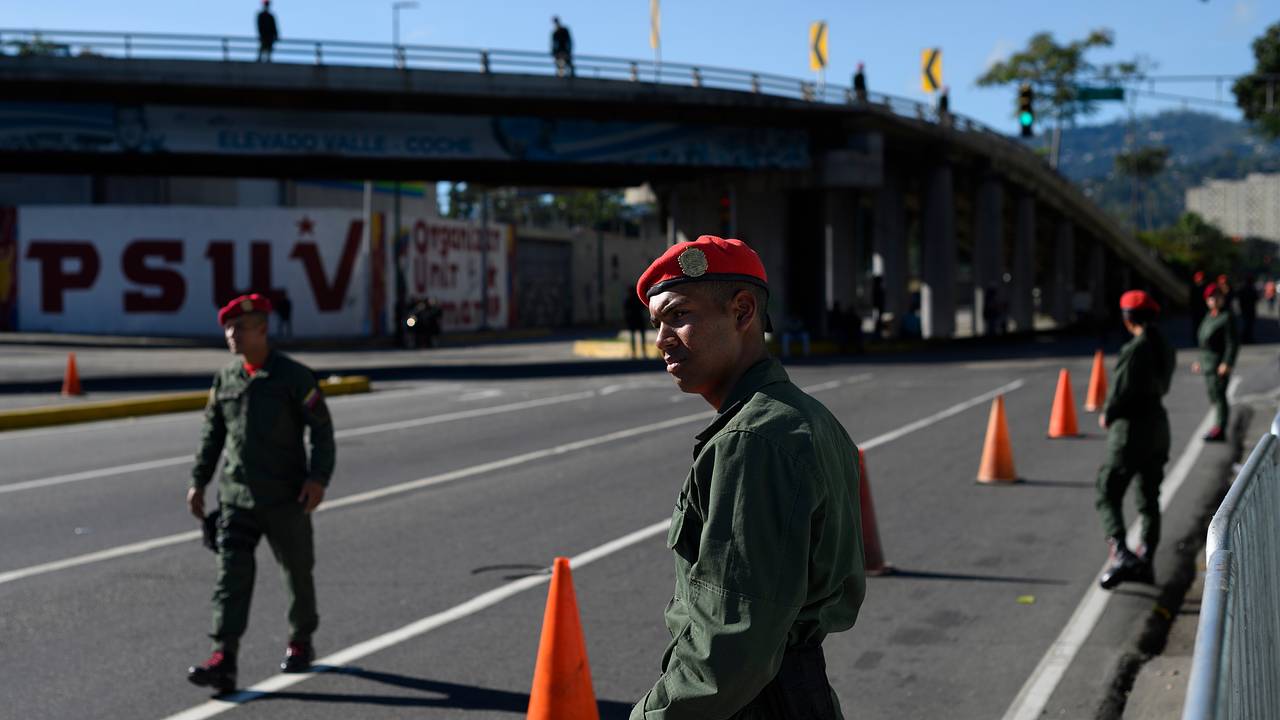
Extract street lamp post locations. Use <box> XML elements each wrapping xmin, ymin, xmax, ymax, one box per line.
<box><xmin>392</xmin><ymin>1</ymin><xmax>418</xmax><ymax>68</ymax></box>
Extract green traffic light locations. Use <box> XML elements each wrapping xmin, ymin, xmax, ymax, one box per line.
<box><xmin>1019</xmin><ymin>111</ymin><xmax>1034</xmax><ymax>127</ymax></box>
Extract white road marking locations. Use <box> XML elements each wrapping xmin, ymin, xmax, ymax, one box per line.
<box><xmin>156</xmin><ymin>519</ymin><xmax>673</xmax><ymax>720</ymax></box>
<box><xmin>0</xmin><ymin>373</ymin><xmax>876</xmax><ymax>584</ymax></box>
<box><xmin>456</xmin><ymin>389</ymin><xmax>504</xmax><ymax>402</ymax></box>
<box><xmin>859</xmin><ymin>379</ymin><xmax>1025</xmax><ymax>450</ymax></box>
<box><xmin>1000</xmin><ymin>377</ymin><xmax>1239</xmax><ymax>720</ymax></box>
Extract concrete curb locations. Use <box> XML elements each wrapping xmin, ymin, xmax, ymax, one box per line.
<box><xmin>0</xmin><ymin>375</ymin><xmax>371</xmax><ymax>432</ymax></box>
<box><xmin>571</xmin><ymin>337</ymin><xmax>927</xmax><ymax>360</ymax></box>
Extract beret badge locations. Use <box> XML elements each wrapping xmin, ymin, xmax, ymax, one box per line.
<box><xmin>677</xmin><ymin>248</ymin><xmax>708</xmax><ymax>278</ymax></box>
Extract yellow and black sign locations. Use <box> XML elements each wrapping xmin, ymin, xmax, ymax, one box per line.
<box><xmin>921</xmin><ymin>48</ymin><xmax>942</xmax><ymax>93</ymax></box>
<box><xmin>809</xmin><ymin>21</ymin><xmax>828</xmax><ymax>71</ymax></box>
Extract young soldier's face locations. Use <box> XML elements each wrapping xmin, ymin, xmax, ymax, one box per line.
<box><xmin>648</xmin><ymin>286</ymin><xmax>741</xmax><ymax>397</ymax></box>
<box><xmin>223</xmin><ymin>314</ymin><xmax>268</xmax><ymax>356</ymax></box>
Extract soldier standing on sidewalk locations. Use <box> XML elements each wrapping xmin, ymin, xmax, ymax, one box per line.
<box><xmin>1096</xmin><ymin>290</ymin><xmax>1175</xmax><ymax>590</ymax></box>
<box><xmin>1193</xmin><ymin>283</ymin><xmax>1238</xmax><ymax>443</ymax></box>
<box><xmin>186</xmin><ymin>293</ymin><xmax>335</xmax><ymax>694</ymax></box>
<box><xmin>630</xmin><ymin>235</ymin><xmax>865</xmax><ymax>719</ymax></box>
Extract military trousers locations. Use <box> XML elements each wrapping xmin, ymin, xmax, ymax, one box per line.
<box><xmin>1204</xmin><ymin>371</ymin><xmax>1231</xmax><ymax>430</ymax></box>
<box><xmin>210</xmin><ymin>502</ymin><xmax>317</xmax><ymax>654</ymax></box>
<box><xmin>1096</xmin><ymin>456</ymin><xmax>1163</xmax><ymax>554</ymax></box>
<box><xmin>730</xmin><ymin>645</ymin><xmax>843</xmax><ymax>720</ymax></box>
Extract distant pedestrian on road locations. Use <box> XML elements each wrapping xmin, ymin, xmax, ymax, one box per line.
<box><xmin>623</xmin><ymin>288</ymin><xmax>648</xmax><ymax>359</ymax></box>
<box><xmin>1263</xmin><ymin>278</ymin><xmax>1276</xmax><ymax>315</ymax></box>
<box><xmin>631</xmin><ymin>235</ymin><xmax>864</xmax><ymax>720</ymax></box>
<box><xmin>1193</xmin><ymin>283</ymin><xmax>1238</xmax><ymax>443</ymax></box>
<box><xmin>1096</xmin><ymin>290</ymin><xmax>1175</xmax><ymax>590</ymax></box>
<box><xmin>186</xmin><ymin>293</ymin><xmax>335</xmax><ymax>695</ymax></box>
<box><xmin>551</xmin><ymin>16</ymin><xmax>573</xmax><ymax>77</ymax></box>
<box><xmin>275</xmin><ymin>290</ymin><xmax>293</xmax><ymax>338</ymax></box>
<box><xmin>1189</xmin><ymin>270</ymin><xmax>1207</xmax><ymax>339</ymax></box>
<box><xmin>852</xmin><ymin>61</ymin><xmax>868</xmax><ymax>102</ymax></box>
<box><xmin>257</xmin><ymin>1</ymin><xmax>279</xmax><ymax>62</ymax></box>
<box><xmin>1237</xmin><ymin>274</ymin><xmax>1258</xmax><ymax>343</ymax></box>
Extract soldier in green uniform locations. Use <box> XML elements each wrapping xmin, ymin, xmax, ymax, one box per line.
<box><xmin>631</xmin><ymin>235</ymin><xmax>865</xmax><ymax>720</ymax></box>
<box><xmin>1193</xmin><ymin>283</ymin><xmax>1238</xmax><ymax>443</ymax></box>
<box><xmin>1096</xmin><ymin>290</ymin><xmax>1176</xmax><ymax>590</ymax></box>
<box><xmin>186</xmin><ymin>293</ymin><xmax>336</xmax><ymax>694</ymax></box>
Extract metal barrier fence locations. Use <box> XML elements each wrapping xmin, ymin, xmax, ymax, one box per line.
<box><xmin>1184</xmin><ymin>413</ymin><xmax>1280</xmax><ymax>719</ymax></box>
<box><xmin>0</xmin><ymin>28</ymin><xmax>1007</xmax><ymax>139</ymax></box>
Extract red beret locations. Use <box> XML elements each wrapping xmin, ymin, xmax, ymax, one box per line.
<box><xmin>218</xmin><ymin>293</ymin><xmax>273</xmax><ymax>326</ymax></box>
<box><xmin>1203</xmin><ymin>283</ymin><xmax>1222</xmax><ymax>300</ymax></box>
<box><xmin>1192</xmin><ymin>271</ymin><xmax>1205</xmax><ymax>284</ymax></box>
<box><xmin>1119</xmin><ymin>290</ymin><xmax>1160</xmax><ymax>312</ymax></box>
<box><xmin>636</xmin><ymin>235</ymin><xmax>768</xmax><ymax>303</ymax></box>
<box><xmin>1217</xmin><ymin>274</ymin><xmax>1229</xmax><ymax>286</ymax></box>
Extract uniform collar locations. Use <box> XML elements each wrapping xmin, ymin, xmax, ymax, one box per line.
<box><xmin>694</xmin><ymin>357</ymin><xmax>789</xmax><ymax>448</ymax></box>
<box><xmin>237</xmin><ymin>349</ymin><xmax>277</xmax><ymax>380</ymax></box>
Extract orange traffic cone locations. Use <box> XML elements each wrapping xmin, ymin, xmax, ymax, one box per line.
<box><xmin>857</xmin><ymin>450</ymin><xmax>893</xmax><ymax>576</ymax></box>
<box><xmin>1083</xmin><ymin>350</ymin><xmax>1107</xmax><ymax>412</ymax></box>
<box><xmin>977</xmin><ymin>395</ymin><xmax>1018</xmax><ymax>483</ymax></box>
<box><xmin>527</xmin><ymin>557</ymin><xmax>599</xmax><ymax>720</ymax></box>
<box><xmin>61</xmin><ymin>352</ymin><xmax>83</xmax><ymax>396</ymax></box>
<box><xmin>1048</xmin><ymin>369</ymin><xmax>1080</xmax><ymax>438</ymax></box>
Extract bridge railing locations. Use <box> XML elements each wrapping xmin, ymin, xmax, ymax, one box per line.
<box><xmin>0</xmin><ymin>28</ymin><xmax>1015</xmax><ymax>142</ymax></box>
<box><xmin>1184</xmin><ymin>412</ymin><xmax>1280</xmax><ymax>719</ymax></box>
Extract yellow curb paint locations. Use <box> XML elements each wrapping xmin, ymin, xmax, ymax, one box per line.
<box><xmin>0</xmin><ymin>376</ymin><xmax>371</xmax><ymax>432</ymax></box>
<box><xmin>1017</xmin><ymin>595</ymin><xmax>1036</xmax><ymax>605</ymax></box>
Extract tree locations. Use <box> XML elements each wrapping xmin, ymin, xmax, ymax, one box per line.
<box><xmin>1136</xmin><ymin>212</ymin><xmax>1239</xmax><ymax>275</ymax></box>
<box><xmin>1114</xmin><ymin>146</ymin><xmax>1169</xmax><ymax>230</ymax></box>
<box><xmin>1232</xmin><ymin>21</ymin><xmax>1280</xmax><ymax>139</ymax></box>
<box><xmin>977</xmin><ymin>29</ymin><xmax>1146</xmax><ymax>165</ymax></box>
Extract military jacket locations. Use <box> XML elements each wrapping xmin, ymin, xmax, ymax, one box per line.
<box><xmin>192</xmin><ymin>350</ymin><xmax>335</xmax><ymax>508</ymax></box>
<box><xmin>1103</xmin><ymin>327</ymin><xmax>1175</xmax><ymax>461</ymax></box>
<box><xmin>633</xmin><ymin>358</ymin><xmax>865</xmax><ymax>720</ymax></box>
<box><xmin>1197</xmin><ymin>311</ymin><xmax>1239</xmax><ymax>370</ymax></box>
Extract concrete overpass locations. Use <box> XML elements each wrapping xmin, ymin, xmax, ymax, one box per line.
<box><xmin>0</xmin><ymin>28</ymin><xmax>1184</xmax><ymax>337</ymax></box>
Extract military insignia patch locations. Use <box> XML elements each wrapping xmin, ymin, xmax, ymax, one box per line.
<box><xmin>677</xmin><ymin>248</ymin><xmax>708</xmax><ymax>277</ymax></box>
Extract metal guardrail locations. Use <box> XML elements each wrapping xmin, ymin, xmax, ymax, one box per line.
<box><xmin>1184</xmin><ymin>413</ymin><xmax>1280</xmax><ymax>719</ymax></box>
<box><xmin>0</xmin><ymin>28</ymin><xmax>1006</xmax><ymax>141</ymax></box>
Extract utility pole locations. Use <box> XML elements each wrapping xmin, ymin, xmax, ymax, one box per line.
<box><xmin>392</xmin><ymin>1</ymin><xmax>418</xmax><ymax>68</ymax></box>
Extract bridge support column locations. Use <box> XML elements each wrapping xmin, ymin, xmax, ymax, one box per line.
<box><xmin>1088</xmin><ymin>238</ymin><xmax>1106</xmax><ymax>323</ymax></box>
<box><xmin>824</xmin><ymin>190</ymin><xmax>858</xmax><ymax>333</ymax></box>
<box><xmin>873</xmin><ymin>180</ymin><xmax>908</xmax><ymax>339</ymax></box>
<box><xmin>1052</xmin><ymin>218</ymin><xmax>1075</xmax><ymax>326</ymax></box>
<box><xmin>735</xmin><ymin>186</ymin><xmax>790</xmax><ymax>330</ymax></box>
<box><xmin>1011</xmin><ymin>193</ymin><xmax>1036</xmax><ymax>332</ymax></box>
<box><xmin>973</xmin><ymin>177</ymin><xmax>1003</xmax><ymax>336</ymax></box>
<box><xmin>921</xmin><ymin>164</ymin><xmax>956</xmax><ymax>339</ymax></box>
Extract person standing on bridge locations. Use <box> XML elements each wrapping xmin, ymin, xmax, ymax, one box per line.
<box><xmin>1193</xmin><ymin>283</ymin><xmax>1238</xmax><ymax>443</ymax></box>
<box><xmin>551</xmin><ymin>16</ymin><xmax>574</xmax><ymax>77</ymax></box>
<box><xmin>256</xmin><ymin>0</ymin><xmax>279</xmax><ymax>63</ymax></box>
<box><xmin>185</xmin><ymin>293</ymin><xmax>335</xmax><ymax>694</ymax></box>
<box><xmin>631</xmin><ymin>235</ymin><xmax>865</xmax><ymax>719</ymax></box>
<box><xmin>1096</xmin><ymin>290</ymin><xmax>1175</xmax><ymax>590</ymax></box>
<box><xmin>852</xmin><ymin>61</ymin><xmax>868</xmax><ymax>102</ymax></box>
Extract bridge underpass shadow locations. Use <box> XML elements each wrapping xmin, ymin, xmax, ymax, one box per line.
<box><xmin>236</xmin><ymin>666</ymin><xmax>636</xmax><ymax>717</ymax></box>
<box><xmin>876</xmin><ymin>569</ymin><xmax>1069</xmax><ymax>585</ymax></box>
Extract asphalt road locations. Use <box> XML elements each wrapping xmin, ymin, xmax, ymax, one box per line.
<box><xmin>1</xmin><ymin>333</ymin><xmax>1271</xmax><ymax>720</ymax></box>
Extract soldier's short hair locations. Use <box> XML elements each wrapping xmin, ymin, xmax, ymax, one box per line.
<box><xmin>693</xmin><ymin>281</ymin><xmax>769</xmax><ymax>336</ymax></box>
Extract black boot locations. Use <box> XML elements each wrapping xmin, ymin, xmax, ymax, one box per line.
<box><xmin>1132</xmin><ymin>545</ymin><xmax>1156</xmax><ymax>585</ymax></box>
<box><xmin>187</xmin><ymin>650</ymin><xmax>237</xmax><ymax>694</ymax></box>
<box><xmin>1099</xmin><ymin>539</ymin><xmax>1140</xmax><ymax>590</ymax></box>
<box><xmin>280</xmin><ymin>640</ymin><xmax>314</xmax><ymax>673</ymax></box>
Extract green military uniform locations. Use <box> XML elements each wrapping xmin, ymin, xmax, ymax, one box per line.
<box><xmin>1096</xmin><ymin>326</ymin><xmax>1176</xmax><ymax>553</ymax></box>
<box><xmin>1197</xmin><ymin>310</ymin><xmax>1239</xmax><ymax>431</ymax></box>
<box><xmin>192</xmin><ymin>350</ymin><xmax>336</xmax><ymax>654</ymax></box>
<box><xmin>632</xmin><ymin>358</ymin><xmax>865</xmax><ymax>720</ymax></box>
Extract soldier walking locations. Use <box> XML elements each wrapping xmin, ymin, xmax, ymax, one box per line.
<box><xmin>1096</xmin><ymin>290</ymin><xmax>1175</xmax><ymax>589</ymax></box>
<box><xmin>186</xmin><ymin>293</ymin><xmax>336</xmax><ymax>694</ymax></box>
<box><xmin>1193</xmin><ymin>283</ymin><xmax>1238</xmax><ymax>443</ymax></box>
<box><xmin>630</xmin><ymin>235</ymin><xmax>865</xmax><ymax>719</ymax></box>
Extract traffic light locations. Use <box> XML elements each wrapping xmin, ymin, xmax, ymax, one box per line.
<box><xmin>1018</xmin><ymin>84</ymin><xmax>1035</xmax><ymax>138</ymax></box>
<box><xmin>718</xmin><ymin>192</ymin><xmax>733</xmax><ymax>236</ymax></box>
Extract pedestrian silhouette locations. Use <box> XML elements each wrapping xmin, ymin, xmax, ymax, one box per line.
<box><xmin>257</xmin><ymin>1</ymin><xmax>279</xmax><ymax>62</ymax></box>
<box><xmin>275</xmin><ymin>290</ymin><xmax>293</xmax><ymax>338</ymax></box>
<box><xmin>623</xmin><ymin>290</ymin><xmax>648</xmax><ymax>359</ymax></box>
<box><xmin>551</xmin><ymin>16</ymin><xmax>574</xmax><ymax>77</ymax></box>
<box><xmin>853</xmin><ymin>61</ymin><xmax>868</xmax><ymax>102</ymax></box>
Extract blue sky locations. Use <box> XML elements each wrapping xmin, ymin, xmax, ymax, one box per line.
<box><xmin>3</xmin><ymin>0</ymin><xmax>1269</xmax><ymax>131</ymax></box>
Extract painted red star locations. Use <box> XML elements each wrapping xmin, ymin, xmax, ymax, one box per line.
<box><xmin>297</xmin><ymin>216</ymin><xmax>315</xmax><ymax>236</ymax></box>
